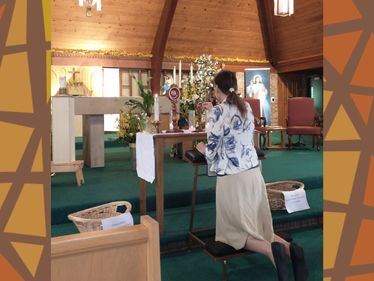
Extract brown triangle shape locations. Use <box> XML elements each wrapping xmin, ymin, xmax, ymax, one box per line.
<box><xmin>0</xmin><ymin>4</ymin><xmax>6</xmax><ymax>20</ymax></box>
<box><xmin>324</xmin><ymin>31</ymin><xmax>362</xmax><ymax>74</ymax></box>
<box><xmin>351</xmin><ymin>94</ymin><xmax>373</xmax><ymax>125</ymax></box>
<box><xmin>351</xmin><ymin>35</ymin><xmax>374</xmax><ymax>88</ymax></box>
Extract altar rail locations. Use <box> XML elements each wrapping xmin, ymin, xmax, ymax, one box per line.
<box><xmin>51</xmin><ymin>215</ymin><xmax>160</xmax><ymax>281</ymax></box>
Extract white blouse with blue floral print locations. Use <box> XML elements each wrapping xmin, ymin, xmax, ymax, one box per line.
<box><xmin>205</xmin><ymin>101</ymin><xmax>259</xmax><ymax>176</ymax></box>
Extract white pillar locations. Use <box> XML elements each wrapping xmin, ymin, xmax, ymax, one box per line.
<box><xmin>52</xmin><ymin>96</ymin><xmax>76</xmax><ymax>163</ymax></box>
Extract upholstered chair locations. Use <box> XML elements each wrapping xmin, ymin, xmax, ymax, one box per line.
<box><xmin>286</xmin><ymin>97</ymin><xmax>322</xmax><ymax>150</ymax></box>
<box><xmin>244</xmin><ymin>98</ymin><xmax>267</xmax><ymax>149</ymax></box>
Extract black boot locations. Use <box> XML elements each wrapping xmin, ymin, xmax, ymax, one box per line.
<box><xmin>290</xmin><ymin>243</ymin><xmax>309</xmax><ymax>281</ymax></box>
<box><xmin>271</xmin><ymin>242</ymin><xmax>289</xmax><ymax>281</ymax></box>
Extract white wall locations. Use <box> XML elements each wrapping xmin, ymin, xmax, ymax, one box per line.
<box><xmin>103</xmin><ymin>68</ymin><xmax>120</xmax><ymax>131</ymax></box>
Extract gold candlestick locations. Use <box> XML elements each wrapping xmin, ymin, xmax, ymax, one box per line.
<box><xmin>193</xmin><ymin>101</ymin><xmax>204</xmax><ymax>132</ymax></box>
<box><xmin>152</xmin><ymin>121</ymin><xmax>161</xmax><ymax>133</ymax></box>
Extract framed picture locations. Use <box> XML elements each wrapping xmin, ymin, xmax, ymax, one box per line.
<box><xmin>245</xmin><ymin>68</ymin><xmax>271</xmax><ymax>125</ymax></box>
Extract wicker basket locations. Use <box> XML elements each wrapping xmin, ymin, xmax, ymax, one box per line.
<box><xmin>266</xmin><ymin>181</ymin><xmax>305</xmax><ymax>211</ymax></box>
<box><xmin>68</xmin><ymin>201</ymin><xmax>132</xmax><ymax>233</ymax></box>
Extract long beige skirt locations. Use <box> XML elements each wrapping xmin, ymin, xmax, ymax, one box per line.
<box><xmin>215</xmin><ymin>167</ymin><xmax>274</xmax><ymax>250</ymax></box>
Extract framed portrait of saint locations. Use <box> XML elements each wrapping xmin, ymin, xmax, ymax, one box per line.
<box><xmin>245</xmin><ymin>68</ymin><xmax>271</xmax><ymax>125</ymax></box>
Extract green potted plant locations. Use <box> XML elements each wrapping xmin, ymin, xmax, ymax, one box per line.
<box><xmin>117</xmin><ymin>110</ymin><xmax>145</xmax><ymax>170</ymax></box>
<box><xmin>125</xmin><ymin>76</ymin><xmax>154</xmax><ymax>117</ymax></box>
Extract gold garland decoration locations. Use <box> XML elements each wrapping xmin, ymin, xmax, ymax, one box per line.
<box><xmin>52</xmin><ymin>48</ymin><xmax>152</xmax><ymax>58</ymax></box>
<box><xmin>164</xmin><ymin>55</ymin><xmax>269</xmax><ymax>64</ymax></box>
<box><xmin>52</xmin><ymin>49</ymin><xmax>269</xmax><ymax>63</ymax></box>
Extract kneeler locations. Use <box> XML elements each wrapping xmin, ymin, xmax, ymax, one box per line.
<box><xmin>185</xmin><ymin>148</ymin><xmax>291</xmax><ymax>281</ymax></box>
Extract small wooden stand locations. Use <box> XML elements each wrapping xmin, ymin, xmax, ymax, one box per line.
<box><xmin>51</xmin><ymin>160</ymin><xmax>85</xmax><ymax>187</ymax></box>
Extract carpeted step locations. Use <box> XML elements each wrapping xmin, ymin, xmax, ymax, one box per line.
<box><xmin>52</xmin><ymin>188</ymin><xmax>323</xmax><ymax>245</ymax></box>
<box><xmin>52</xmin><ymin>141</ymin><xmax>322</xmax><ymax>224</ymax></box>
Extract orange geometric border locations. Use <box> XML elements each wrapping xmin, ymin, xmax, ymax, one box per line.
<box><xmin>324</xmin><ymin>0</ymin><xmax>374</xmax><ymax>280</ymax></box>
<box><xmin>0</xmin><ymin>1</ymin><xmax>51</xmax><ymax>280</ymax></box>
<box><xmin>1</xmin><ymin>0</ymin><xmax>374</xmax><ymax>280</ymax></box>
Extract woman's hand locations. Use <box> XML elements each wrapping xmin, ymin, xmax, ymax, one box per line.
<box><xmin>196</xmin><ymin>142</ymin><xmax>206</xmax><ymax>155</ymax></box>
<box><xmin>202</xmin><ymin>102</ymin><xmax>213</xmax><ymax>111</ymax></box>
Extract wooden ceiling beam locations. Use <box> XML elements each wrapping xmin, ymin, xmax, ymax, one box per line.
<box><xmin>276</xmin><ymin>54</ymin><xmax>323</xmax><ymax>73</ymax></box>
<box><xmin>256</xmin><ymin>0</ymin><xmax>277</xmax><ymax>65</ymax></box>
<box><xmin>151</xmin><ymin>0</ymin><xmax>178</xmax><ymax>94</ymax></box>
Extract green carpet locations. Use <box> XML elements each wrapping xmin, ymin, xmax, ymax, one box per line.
<box><xmin>52</xmin><ymin>142</ymin><xmax>322</xmax><ymax>223</ymax></box>
<box><xmin>161</xmin><ymin>226</ymin><xmax>322</xmax><ymax>281</ymax></box>
<box><xmin>52</xmin><ymin>136</ymin><xmax>322</xmax><ymax>243</ymax></box>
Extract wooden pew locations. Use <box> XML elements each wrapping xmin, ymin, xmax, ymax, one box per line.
<box><xmin>51</xmin><ymin>215</ymin><xmax>160</xmax><ymax>281</ymax></box>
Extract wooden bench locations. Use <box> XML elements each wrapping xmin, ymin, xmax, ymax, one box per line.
<box><xmin>51</xmin><ymin>215</ymin><xmax>161</xmax><ymax>281</ymax></box>
<box><xmin>51</xmin><ymin>160</ymin><xmax>85</xmax><ymax>186</ymax></box>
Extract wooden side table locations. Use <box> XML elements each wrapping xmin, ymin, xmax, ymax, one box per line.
<box><xmin>266</xmin><ymin>126</ymin><xmax>287</xmax><ymax>149</ymax></box>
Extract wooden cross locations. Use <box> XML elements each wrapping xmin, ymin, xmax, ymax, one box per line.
<box><xmin>69</xmin><ymin>68</ymin><xmax>80</xmax><ymax>81</ymax></box>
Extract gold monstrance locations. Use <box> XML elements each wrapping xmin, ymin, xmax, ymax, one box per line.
<box><xmin>166</xmin><ymin>84</ymin><xmax>184</xmax><ymax>133</ymax></box>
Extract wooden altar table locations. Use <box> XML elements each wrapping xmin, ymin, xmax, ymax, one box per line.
<box><xmin>52</xmin><ymin>96</ymin><xmax>141</xmax><ymax>167</ymax></box>
<box><xmin>139</xmin><ymin>130</ymin><xmax>260</xmax><ymax>233</ymax></box>
<box><xmin>139</xmin><ymin>131</ymin><xmax>207</xmax><ymax>233</ymax></box>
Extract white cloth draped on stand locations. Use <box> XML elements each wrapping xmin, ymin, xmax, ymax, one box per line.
<box><xmin>136</xmin><ymin>132</ymin><xmax>155</xmax><ymax>183</ymax></box>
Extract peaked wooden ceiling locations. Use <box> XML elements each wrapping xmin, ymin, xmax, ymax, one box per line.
<box><xmin>52</xmin><ymin>0</ymin><xmax>266</xmax><ymax>60</ymax></box>
<box><xmin>52</xmin><ymin>0</ymin><xmax>322</xmax><ymax>71</ymax></box>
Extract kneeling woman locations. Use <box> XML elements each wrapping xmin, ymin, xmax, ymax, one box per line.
<box><xmin>197</xmin><ymin>70</ymin><xmax>308</xmax><ymax>281</ymax></box>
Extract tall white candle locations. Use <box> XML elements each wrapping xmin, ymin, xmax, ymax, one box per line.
<box><xmin>178</xmin><ymin>60</ymin><xmax>182</xmax><ymax>88</ymax></box>
<box><xmin>154</xmin><ymin>94</ymin><xmax>160</xmax><ymax>121</ymax></box>
<box><xmin>190</xmin><ymin>63</ymin><xmax>193</xmax><ymax>80</ymax></box>
<box><xmin>59</xmin><ymin>76</ymin><xmax>66</xmax><ymax>88</ymax></box>
<box><xmin>173</xmin><ymin>66</ymin><xmax>176</xmax><ymax>85</ymax></box>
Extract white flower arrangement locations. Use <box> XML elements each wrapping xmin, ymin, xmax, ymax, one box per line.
<box><xmin>180</xmin><ymin>54</ymin><xmax>218</xmax><ymax>119</ymax></box>
<box><xmin>194</xmin><ymin>54</ymin><xmax>218</xmax><ymax>102</ymax></box>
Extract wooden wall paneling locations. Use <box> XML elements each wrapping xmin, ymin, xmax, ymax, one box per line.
<box><xmin>278</xmin><ymin>70</ymin><xmax>321</xmax><ymax>126</ymax></box>
<box><xmin>277</xmin><ymin>76</ymin><xmax>288</xmax><ymax>127</ymax></box>
<box><xmin>165</xmin><ymin>0</ymin><xmax>266</xmax><ymax>59</ymax></box>
<box><xmin>151</xmin><ymin>0</ymin><xmax>178</xmax><ymax>94</ymax></box>
<box><xmin>52</xmin><ymin>0</ymin><xmax>165</xmax><ymax>52</ymax></box>
<box><xmin>256</xmin><ymin>0</ymin><xmax>276</xmax><ymax>62</ymax></box>
<box><xmin>276</xmin><ymin>54</ymin><xmax>323</xmax><ymax>73</ymax></box>
<box><xmin>271</xmin><ymin>0</ymin><xmax>322</xmax><ymax>67</ymax></box>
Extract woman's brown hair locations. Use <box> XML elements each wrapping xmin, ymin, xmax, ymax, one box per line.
<box><xmin>214</xmin><ymin>70</ymin><xmax>247</xmax><ymax>118</ymax></box>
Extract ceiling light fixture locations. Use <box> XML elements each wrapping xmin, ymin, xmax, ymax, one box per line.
<box><xmin>274</xmin><ymin>0</ymin><xmax>294</xmax><ymax>17</ymax></box>
<box><xmin>79</xmin><ymin>0</ymin><xmax>102</xmax><ymax>17</ymax></box>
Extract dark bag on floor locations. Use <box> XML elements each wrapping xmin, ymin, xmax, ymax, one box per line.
<box><xmin>185</xmin><ymin>149</ymin><xmax>207</xmax><ymax>164</ymax></box>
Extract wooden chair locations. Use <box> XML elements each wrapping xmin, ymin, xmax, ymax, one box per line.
<box><xmin>286</xmin><ymin>97</ymin><xmax>322</xmax><ymax>151</ymax></box>
<box><xmin>244</xmin><ymin>98</ymin><xmax>267</xmax><ymax>149</ymax></box>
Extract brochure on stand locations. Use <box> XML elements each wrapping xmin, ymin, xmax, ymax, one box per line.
<box><xmin>282</xmin><ymin>188</ymin><xmax>310</xmax><ymax>213</ymax></box>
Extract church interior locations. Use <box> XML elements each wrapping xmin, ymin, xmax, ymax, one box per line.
<box><xmin>50</xmin><ymin>0</ymin><xmax>323</xmax><ymax>280</ymax></box>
